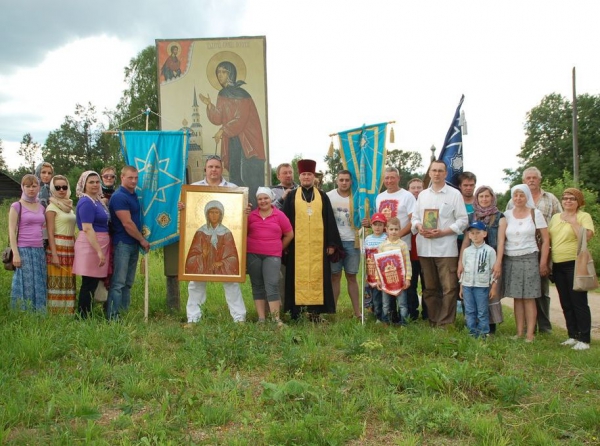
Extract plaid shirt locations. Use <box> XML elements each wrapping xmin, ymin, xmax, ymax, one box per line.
<box><xmin>506</xmin><ymin>189</ymin><xmax>562</xmax><ymax>223</ymax></box>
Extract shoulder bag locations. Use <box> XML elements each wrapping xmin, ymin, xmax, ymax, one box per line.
<box><xmin>2</xmin><ymin>202</ymin><xmax>22</xmax><ymax>271</ymax></box>
<box><xmin>573</xmin><ymin>226</ymin><xmax>598</xmax><ymax>291</ymax></box>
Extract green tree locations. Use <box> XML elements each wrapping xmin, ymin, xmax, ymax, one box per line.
<box><xmin>18</xmin><ymin>133</ymin><xmax>42</xmax><ymax>174</ymax></box>
<box><xmin>43</xmin><ymin>103</ymin><xmax>116</xmax><ymax>175</ymax></box>
<box><xmin>110</xmin><ymin>45</ymin><xmax>159</xmax><ymax>131</ymax></box>
<box><xmin>323</xmin><ymin>148</ymin><xmax>423</xmax><ymax>191</ymax></box>
<box><xmin>0</xmin><ymin>139</ymin><xmax>7</xmax><ymax>172</ymax></box>
<box><xmin>505</xmin><ymin>93</ymin><xmax>600</xmax><ymax>193</ymax></box>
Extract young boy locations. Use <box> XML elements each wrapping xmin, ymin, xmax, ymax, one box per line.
<box><xmin>364</xmin><ymin>213</ymin><xmax>388</xmax><ymax>322</ymax></box>
<box><xmin>377</xmin><ymin>217</ymin><xmax>412</xmax><ymax>325</ymax></box>
<box><xmin>459</xmin><ymin>221</ymin><xmax>497</xmax><ymax>338</ymax></box>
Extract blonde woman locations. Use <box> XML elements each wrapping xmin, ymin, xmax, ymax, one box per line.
<box><xmin>9</xmin><ymin>174</ymin><xmax>47</xmax><ymax>311</ymax></box>
<box><xmin>46</xmin><ymin>175</ymin><xmax>77</xmax><ymax>314</ymax></box>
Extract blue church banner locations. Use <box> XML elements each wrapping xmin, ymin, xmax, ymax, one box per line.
<box><xmin>438</xmin><ymin>95</ymin><xmax>465</xmax><ymax>188</ymax></box>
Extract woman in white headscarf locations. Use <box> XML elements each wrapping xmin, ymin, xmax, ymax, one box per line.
<box><xmin>45</xmin><ymin>175</ymin><xmax>77</xmax><ymax>314</ymax></box>
<box><xmin>72</xmin><ymin>171</ymin><xmax>110</xmax><ymax>318</ymax></box>
<box><xmin>246</xmin><ymin>187</ymin><xmax>294</xmax><ymax>326</ymax></box>
<box><xmin>185</xmin><ymin>200</ymin><xmax>239</xmax><ymax>275</ymax></box>
<box><xmin>497</xmin><ymin>184</ymin><xmax>549</xmax><ymax>342</ymax></box>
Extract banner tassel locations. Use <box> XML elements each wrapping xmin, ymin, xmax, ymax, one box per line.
<box><xmin>328</xmin><ymin>139</ymin><xmax>334</xmax><ymax>158</ymax></box>
<box><xmin>389</xmin><ymin>126</ymin><xmax>395</xmax><ymax>144</ymax></box>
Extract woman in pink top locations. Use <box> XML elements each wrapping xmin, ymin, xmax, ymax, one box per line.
<box><xmin>246</xmin><ymin>187</ymin><xmax>294</xmax><ymax>326</ymax></box>
<box><xmin>8</xmin><ymin>174</ymin><xmax>47</xmax><ymax>311</ymax></box>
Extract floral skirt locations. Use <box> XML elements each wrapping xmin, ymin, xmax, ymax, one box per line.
<box><xmin>11</xmin><ymin>247</ymin><xmax>47</xmax><ymax>311</ymax></box>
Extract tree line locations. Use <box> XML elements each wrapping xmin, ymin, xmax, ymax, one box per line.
<box><xmin>1</xmin><ymin>46</ymin><xmax>598</xmax><ymax>200</ymax></box>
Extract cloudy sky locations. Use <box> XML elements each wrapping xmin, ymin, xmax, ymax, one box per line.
<box><xmin>1</xmin><ymin>0</ymin><xmax>599</xmax><ymax>192</ymax></box>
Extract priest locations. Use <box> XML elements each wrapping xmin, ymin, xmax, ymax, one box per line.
<box><xmin>282</xmin><ymin>159</ymin><xmax>342</xmax><ymax>319</ymax></box>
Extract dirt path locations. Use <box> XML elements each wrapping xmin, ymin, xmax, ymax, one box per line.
<box><xmin>501</xmin><ymin>286</ymin><xmax>600</xmax><ymax>339</ymax></box>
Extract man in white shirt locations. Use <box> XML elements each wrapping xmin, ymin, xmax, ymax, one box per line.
<box><xmin>185</xmin><ymin>155</ymin><xmax>247</xmax><ymax>324</ymax></box>
<box><xmin>327</xmin><ymin>170</ymin><xmax>361</xmax><ymax>318</ymax></box>
<box><xmin>411</xmin><ymin>160</ymin><xmax>468</xmax><ymax>327</ymax></box>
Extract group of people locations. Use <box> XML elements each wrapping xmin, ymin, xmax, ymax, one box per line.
<box><xmin>8</xmin><ymin>163</ymin><xmax>149</xmax><ymax>319</ymax></box>
<box><xmin>7</xmin><ymin>157</ymin><xmax>595</xmax><ymax>350</ymax></box>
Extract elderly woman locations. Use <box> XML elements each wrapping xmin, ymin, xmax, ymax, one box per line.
<box><xmin>46</xmin><ymin>175</ymin><xmax>77</xmax><ymax>314</ymax></box>
<box><xmin>72</xmin><ymin>171</ymin><xmax>110</xmax><ymax>318</ymax></box>
<box><xmin>497</xmin><ymin>184</ymin><xmax>549</xmax><ymax>342</ymax></box>
<box><xmin>247</xmin><ymin>187</ymin><xmax>294</xmax><ymax>326</ymax></box>
<box><xmin>548</xmin><ymin>188</ymin><xmax>594</xmax><ymax>350</ymax></box>
<box><xmin>8</xmin><ymin>174</ymin><xmax>47</xmax><ymax>311</ymax></box>
<box><xmin>459</xmin><ymin>186</ymin><xmax>506</xmax><ymax>333</ymax></box>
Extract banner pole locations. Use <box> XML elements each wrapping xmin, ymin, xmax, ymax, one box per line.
<box><xmin>144</xmin><ymin>107</ymin><xmax>150</xmax><ymax>323</ymax></box>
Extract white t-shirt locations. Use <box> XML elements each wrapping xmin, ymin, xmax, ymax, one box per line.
<box><xmin>375</xmin><ymin>189</ymin><xmax>416</xmax><ymax>248</ymax></box>
<box><xmin>327</xmin><ymin>189</ymin><xmax>356</xmax><ymax>241</ymax></box>
<box><xmin>504</xmin><ymin>208</ymin><xmax>547</xmax><ymax>256</ymax></box>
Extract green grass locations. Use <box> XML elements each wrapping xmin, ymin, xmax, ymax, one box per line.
<box><xmin>1</xmin><ymin>201</ymin><xmax>599</xmax><ymax>445</ymax></box>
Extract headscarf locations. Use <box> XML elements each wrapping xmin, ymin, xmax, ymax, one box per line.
<box><xmin>35</xmin><ymin>162</ymin><xmax>52</xmax><ymax>207</ymax></box>
<box><xmin>473</xmin><ymin>185</ymin><xmax>499</xmax><ymax>224</ymax></box>
<box><xmin>511</xmin><ymin>184</ymin><xmax>535</xmax><ymax>209</ymax></box>
<box><xmin>199</xmin><ymin>200</ymin><xmax>229</xmax><ymax>248</ymax></box>
<box><xmin>256</xmin><ymin>186</ymin><xmax>275</xmax><ymax>201</ymax></box>
<box><xmin>562</xmin><ymin>188</ymin><xmax>585</xmax><ymax>208</ymax></box>
<box><xmin>20</xmin><ymin>174</ymin><xmax>40</xmax><ymax>204</ymax></box>
<box><xmin>76</xmin><ymin>170</ymin><xmax>105</xmax><ymax>206</ymax></box>
<box><xmin>49</xmin><ymin>175</ymin><xmax>73</xmax><ymax>213</ymax></box>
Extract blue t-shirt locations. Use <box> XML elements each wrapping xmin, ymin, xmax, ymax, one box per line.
<box><xmin>109</xmin><ymin>186</ymin><xmax>142</xmax><ymax>245</ymax></box>
<box><xmin>76</xmin><ymin>197</ymin><xmax>109</xmax><ymax>232</ymax></box>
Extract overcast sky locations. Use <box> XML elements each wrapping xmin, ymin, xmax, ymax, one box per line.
<box><xmin>1</xmin><ymin>0</ymin><xmax>599</xmax><ymax>193</ymax></box>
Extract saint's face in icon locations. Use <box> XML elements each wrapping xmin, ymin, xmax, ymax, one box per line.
<box><xmin>207</xmin><ymin>207</ymin><xmax>222</xmax><ymax>227</ymax></box>
<box><xmin>216</xmin><ymin>66</ymin><xmax>230</xmax><ymax>88</ymax></box>
<box><xmin>170</xmin><ymin>46</ymin><xmax>179</xmax><ymax>57</ymax></box>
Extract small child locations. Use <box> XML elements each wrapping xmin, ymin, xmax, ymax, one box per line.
<box><xmin>459</xmin><ymin>221</ymin><xmax>497</xmax><ymax>338</ymax></box>
<box><xmin>377</xmin><ymin>217</ymin><xmax>412</xmax><ymax>325</ymax></box>
<box><xmin>364</xmin><ymin>213</ymin><xmax>388</xmax><ymax>322</ymax></box>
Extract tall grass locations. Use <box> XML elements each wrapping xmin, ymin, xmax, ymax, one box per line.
<box><xmin>1</xmin><ymin>201</ymin><xmax>599</xmax><ymax>445</ymax></box>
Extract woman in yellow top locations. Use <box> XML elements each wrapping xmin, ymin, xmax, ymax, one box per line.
<box><xmin>548</xmin><ymin>188</ymin><xmax>594</xmax><ymax>351</ymax></box>
<box><xmin>46</xmin><ymin>175</ymin><xmax>77</xmax><ymax>314</ymax></box>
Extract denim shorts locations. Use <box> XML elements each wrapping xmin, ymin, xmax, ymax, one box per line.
<box><xmin>331</xmin><ymin>240</ymin><xmax>360</xmax><ymax>275</ymax></box>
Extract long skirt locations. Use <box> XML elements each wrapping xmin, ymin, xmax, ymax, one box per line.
<box><xmin>46</xmin><ymin>234</ymin><xmax>76</xmax><ymax>314</ymax></box>
<box><xmin>11</xmin><ymin>247</ymin><xmax>47</xmax><ymax>312</ymax></box>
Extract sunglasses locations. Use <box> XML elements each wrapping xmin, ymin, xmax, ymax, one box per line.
<box><xmin>55</xmin><ymin>185</ymin><xmax>69</xmax><ymax>191</ymax></box>
<box><xmin>206</xmin><ymin>155</ymin><xmax>222</xmax><ymax>161</ymax></box>
<box><xmin>102</xmin><ymin>174</ymin><xmax>116</xmax><ymax>179</ymax></box>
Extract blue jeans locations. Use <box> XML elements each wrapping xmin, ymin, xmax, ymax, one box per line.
<box><xmin>107</xmin><ymin>242</ymin><xmax>140</xmax><ymax>319</ymax></box>
<box><xmin>369</xmin><ymin>286</ymin><xmax>385</xmax><ymax>322</ymax></box>
<box><xmin>462</xmin><ymin>286</ymin><xmax>490</xmax><ymax>337</ymax></box>
<box><xmin>383</xmin><ymin>290</ymin><xmax>408</xmax><ymax>325</ymax></box>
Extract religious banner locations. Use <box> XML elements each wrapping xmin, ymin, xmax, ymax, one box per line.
<box><xmin>373</xmin><ymin>249</ymin><xmax>406</xmax><ymax>296</ymax></box>
<box><xmin>119</xmin><ymin>131</ymin><xmax>188</xmax><ymax>250</ymax></box>
<box><xmin>156</xmin><ymin>36</ymin><xmax>269</xmax><ymax>207</ymax></box>
<box><xmin>438</xmin><ymin>95</ymin><xmax>465</xmax><ymax>188</ymax></box>
<box><xmin>365</xmin><ymin>247</ymin><xmax>379</xmax><ymax>287</ymax></box>
<box><xmin>337</xmin><ymin>123</ymin><xmax>387</xmax><ymax>228</ymax></box>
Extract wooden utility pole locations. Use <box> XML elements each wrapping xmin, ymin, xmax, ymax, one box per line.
<box><xmin>572</xmin><ymin>67</ymin><xmax>579</xmax><ymax>185</ymax></box>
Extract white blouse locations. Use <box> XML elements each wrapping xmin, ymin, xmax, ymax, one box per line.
<box><xmin>504</xmin><ymin>208</ymin><xmax>547</xmax><ymax>256</ymax></box>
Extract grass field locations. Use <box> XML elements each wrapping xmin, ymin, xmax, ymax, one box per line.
<box><xmin>1</xmin><ymin>202</ymin><xmax>599</xmax><ymax>445</ymax></box>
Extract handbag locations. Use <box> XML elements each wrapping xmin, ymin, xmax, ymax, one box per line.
<box><xmin>94</xmin><ymin>280</ymin><xmax>109</xmax><ymax>302</ymax></box>
<box><xmin>573</xmin><ymin>226</ymin><xmax>598</xmax><ymax>291</ymax></box>
<box><xmin>2</xmin><ymin>203</ymin><xmax>22</xmax><ymax>271</ymax></box>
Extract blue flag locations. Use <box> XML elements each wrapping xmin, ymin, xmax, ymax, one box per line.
<box><xmin>438</xmin><ymin>95</ymin><xmax>465</xmax><ymax>188</ymax></box>
<box><xmin>338</xmin><ymin>123</ymin><xmax>387</xmax><ymax>229</ymax></box>
<box><xmin>119</xmin><ymin>131</ymin><xmax>189</xmax><ymax>250</ymax></box>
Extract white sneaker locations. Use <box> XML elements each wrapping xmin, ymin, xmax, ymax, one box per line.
<box><xmin>561</xmin><ymin>338</ymin><xmax>577</xmax><ymax>346</ymax></box>
<box><xmin>572</xmin><ymin>341</ymin><xmax>590</xmax><ymax>351</ymax></box>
